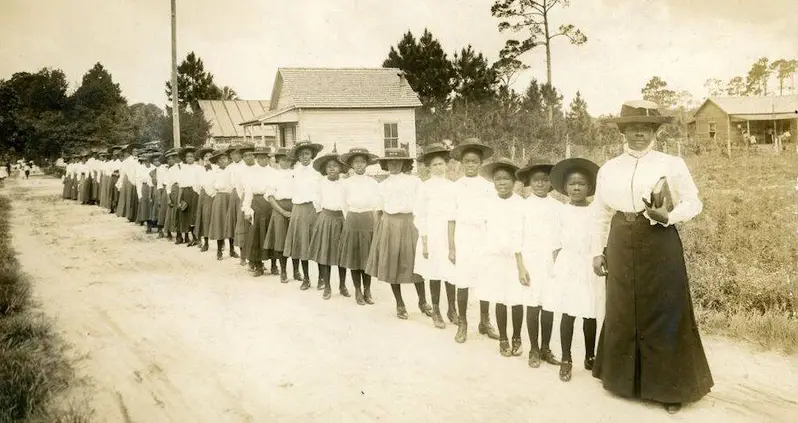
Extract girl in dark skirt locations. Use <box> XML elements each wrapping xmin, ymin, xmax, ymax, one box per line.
<box><xmin>241</xmin><ymin>148</ymin><xmax>276</xmax><ymax>276</ymax></box>
<box><xmin>136</xmin><ymin>153</ymin><xmax>157</xmax><ymax>231</ymax></box>
<box><xmin>283</xmin><ymin>140</ymin><xmax>323</xmax><ymax>290</ymax></box>
<box><xmin>208</xmin><ymin>150</ymin><xmax>235</xmax><ymax>260</ymax></box>
<box><xmin>109</xmin><ymin>149</ymin><xmax>122</xmax><ymax>214</ymax></box>
<box><xmin>592</xmin><ymin>100</ymin><xmax>712</xmax><ymax>414</ymax></box>
<box><xmin>150</xmin><ymin>155</ymin><xmax>162</xmax><ymax>233</ymax></box>
<box><xmin>164</xmin><ymin>150</ymin><xmax>181</xmax><ymax>241</ymax></box>
<box><xmin>124</xmin><ymin>147</ymin><xmax>142</xmax><ymax>223</ymax></box>
<box><xmin>234</xmin><ymin>148</ymin><xmax>257</xmax><ymax>267</ymax></box>
<box><xmin>548</xmin><ymin>158</ymin><xmax>604</xmax><ymax>382</ymax></box>
<box><xmin>78</xmin><ymin>154</ymin><xmax>92</xmax><ymax>205</ymax></box>
<box><xmin>339</xmin><ymin>147</ymin><xmax>380</xmax><ymax>305</ymax></box>
<box><xmin>309</xmin><ymin>150</ymin><xmax>348</xmax><ymax>300</ymax></box>
<box><xmin>365</xmin><ymin>148</ymin><xmax>432</xmax><ymax>320</ymax></box>
<box><xmin>224</xmin><ymin>145</ymin><xmax>245</xmax><ymax>259</ymax></box>
<box><xmin>193</xmin><ymin>148</ymin><xmax>214</xmax><ymax>250</ymax></box>
<box><xmin>176</xmin><ymin>147</ymin><xmax>202</xmax><ymax>246</ymax></box>
<box><xmin>265</xmin><ymin>148</ymin><xmax>295</xmax><ymax>283</ymax></box>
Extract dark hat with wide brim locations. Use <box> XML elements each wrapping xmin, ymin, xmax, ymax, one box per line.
<box><xmin>340</xmin><ymin>147</ymin><xmax>378</xmax><ymax>166</ymax></box>
<box><xmin>227</xmin><ymin>143</ymin><xmax>255</xmax><ymax>155</ymax></box>
<box><xmin>602</xmin><ymin>100</ymin><xmax>674</xmax><ymax>129</ymax></box>
<box><xmin>107</xmin><ymin>145</ymin><xmax>123</xmax><ymax>153</ymax></box>
<box><xmin>516</xmin><ymin>157</ymin><xmax>554</xmax><ymax>187</ymax></box>
<box><xmin>376</xmin><ymin>148</ymin><xmax>414</xmax><ymax>171</ymax></box>
<box><xmin>123</xmin><ymin>143</ymin><xmax>144</xmax><ymax>152</ymax></box>
<box><xmin>208</xmin><ymin>149</ymin><xmax>229</xmax><ymax>164</ymax></box>
<box><xmin>178</xmin><ymin>146</ymin><xmax>198</xmax><ymax>160</ymax></box>
<box><xmin>479</xmin><ymin>158</ymin><xmax>520</xmax><ymax>181</ymax></box>
<box><xmin>164</xmin><ymin>148</ymin><xmax>179</xmax><ymax>158</ymax></box>
<box><xmin>253</xmin><ymin>147</ymin><xmax>274</xmax><ymax>157</ymax></box>
<box><xmin>273</xmin><ymin>147</ymin><xmax>294</xmax><ymax>160</ymax></box>
<box><xmin>312</xmin><ymin>153</ymin><xmax>348</xmax><ymax>175</ymax></box>
<box><xmin>290</xmin><ymin>140</ymin><xmax>324</xmax><ymax>159</ymax></box>
<box><xmin>450</xmin><ymin>138</ymin><xmax>494</xmax><ymax>161</ymax></box>
<box><xmin>417</xmin><ymin>143</ymin><xmax>452</xmax><ymax>164</ymax></box>
<box><xmin>196</xmin><ymin>147</ymin><xmax>215</xmax><ymax>159</ymax></box>
<box><xmin>550</xmin><ymin>157</ymin><xmax>600</xmax><ymax>196</ymax></box>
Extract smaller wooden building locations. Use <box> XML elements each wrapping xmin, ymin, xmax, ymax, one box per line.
<box><xmin>689</xmin><ymin>95</ymin><xmax>798</xmax><ymax>152</ymax></box>
<box><xmin>197</xmin><ymin>100</ymin><xmax>277</xmax><ymax>149</ymax></box>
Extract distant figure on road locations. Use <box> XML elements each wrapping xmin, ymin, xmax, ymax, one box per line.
<box><xmin>23</xmin><ymin>162</ymin><xmax>31</xmax><ymax>179</ymax></box>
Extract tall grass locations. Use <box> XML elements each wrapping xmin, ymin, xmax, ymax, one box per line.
<box><xmin>0</xmin><ymin>195</ymin><xmax>91</xmax><ymax>423</ymax></box>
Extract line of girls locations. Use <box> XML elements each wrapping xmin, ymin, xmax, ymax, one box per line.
<box><xmin>61</xmin><ymin>139</ymin><xmax>604</xmax><ymax>383</ymax></box>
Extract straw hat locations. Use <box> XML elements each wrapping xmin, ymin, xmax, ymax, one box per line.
<box><xmin>312</xmin><ymin>144</ymin><xmax>347</xmax><ymax>175</ymax></box>
<box><xmin>376</xmin><ymin>148</ymin><xmax>414</xmax><ymax>172</ymax></box>
<box><xmin>207</xmin><ymin>149</ymin><xmax>229</xmax><ymax>164</ymax></box>
<box><xmin>290</xmin><ymin>139</ymin><xmax>324</xmax><ymax>159</ymax></box>
<box><xmin>273</xmin><ymin>147</ymin><xmax>294</xmax><ymax>160</ymax></box>
<box><xmin>479</xmin><ymin>157</ymin><xmax>520</xmax><ymax>181</ymax></box>
<box><xmin>450</xmin><ymin>138</ymin><xmax>494</xmax><ymax>161</ymax></box>
<box><xmin>178</xmin><ymin>146</ymin><xmax>197</xmax><ymax>160</ymax></box>
<box><xmin>196</xmin><ymin>147</ymin><xmax>215</xmax><ymax>159</ymax></box>
<box><xmin>602</xmin><ymin>100</ymin><xmax>673</xmax><ymax>131</ymax></box>
<box><xmin>549</xmin><ymin>158</ymin><xmax>600</xmax><ymax>196</ymax></box>
<box><xmin>417</xmin><ymin>143</ymin><xmax>451</xmax><ymax>164</ymax></box>
<box><xmin>515</xmin><ymin>157</ymin><xmax>554</xmax><ymax>187</ymax></box>
<box><xmin>340</xmin><ymin>147</ymin><xmax>378</xmax><ymax>166</ymax></box>
<box><xmin>253</xmin><ymin>146</ymin><xmax>274</xmax><ymax>157</ymax></box>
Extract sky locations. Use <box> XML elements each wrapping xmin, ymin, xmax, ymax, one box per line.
<box><xmin>1</xmin><ymin>0</ymin><xmax>796</xmax><ymax>115</ymax></box>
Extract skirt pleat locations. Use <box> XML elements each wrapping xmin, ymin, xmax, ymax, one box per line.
<box><xmin>78</xmin><ymin>177</ymin><xmax>91</xmax><ymax>203</ymax></box>
<box><xmin>164</xmin><ymin>184</ymin><xmax>179</xmax><ymax>232</ymax></box>
<box><xmin>265</xmin><ymin>199</ymin><xmax>292</xmax><ymax>255</ymax></box>
<box><xmin>309</xmin><ymin>209</ymin><xmax>344</xmax><ymax>266</ymax></box>
<box><xmin>365</xmin><ymin>213</ymin><xmax>418</xmax><ymax>284</ymax></box>
<box><xmin>209</xmin><ymin>192</ymin><xmax>230</xmax><ymax>240</ymax></box>
<box><xmin>195</xmin><ymin>192</ymin><xmax>213</xmax><ymax>238</ymax></box>
<box><xmin>124</xmin><ymin>180</ymin><xmax>138</xmax><ymax>222</ymax></box>
<box><xmin>282</xmin><ymin>203</ymin><xmax>317</xmax><ymax>260</ymax></box>
<box><xmin>245</xmin><ymin>195</ymin><xmax>272</xmax><ymax>263</ymax></box>
<box><xmin>62</xmin><ymin>178</ymin><xmax>70</xmax><ymax>199</ymax></box>
<box><xmin>137</xmin><ymin>184</ymin><xmax>152</xmax><ymax>223</ymax></box>
<box><xmin>110</xmin><ymin>174</ymin><xmax>119</xmax><ymax>210</ymax></box>
<box><xmin>225</xmin><ymin>189</ymin><xmax>240</xmax><ymax>241</ymax></box>
<box><xmin>157</xmin><ymin>188</ymin><xmax>169</xmax><ymax>226</ymax></box>
<box><xmin>338</xmin><ymin>211</ymin><xmax>375</xmax><ymax>271</ymax></box>
<box><xmin>178</xmin><ymin>187</ymin><xmax>199</xmax><ymax>233</ymax></box>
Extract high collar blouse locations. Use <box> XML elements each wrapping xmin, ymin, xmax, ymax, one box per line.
<box><xmin>155</xmin><ymin>165</ymin><xmax>169</xmax><ymax>188</ymax></box>
<box><xmin>414</xmin><ymin>175</ymin><xmax>455</xmax><ymax>237</ymax></box>
<box><xmin>201</xmin><ymin>167</ymin><xmax>217</xmax><ymax>196</ymax></box>
<box><xmin>290</xmin><ymin>162</ymin><xmax>322</xmax><ymax>205</ymax></box>
<box><xmin>344</xmin><ymin>173</ymin><xmax>381</xmax><ymax>213</ymax></box>
<box><xmin>318</xmin><ymin>177</ymin><xmax>346</xmax><ymax>214</ymax></box>
<box><xmin>214</xmin><ymin>165</ymin><xmax>233</xmax><ymax>193</ymax></box>
<box><xmin>591</xmin><ymin>149</ymin><xmax>703</xmax><ymax>256</ymax></box>
<box><xmin>379</xmin><ymin>173</ymin><xmax>420</xmax><ymax>215</ymax></box>
<box><xmin>176</xmin><ymin>163</ymin><xmax>203</xmax><ymax>190</ymax></box>
<box><xmin>271</xmin><ymin>168</ymin><xmax>293</xmax><ymax>201</ymax></box>
<box><xmin>242</xmin><ymin>164</ymin><xmax>278</xmax><ymax>215</ymax></box>
<box><xmin>452</xmin><ymin>175</ymin><xmax>494</xmax><ymax>226</ymax></box>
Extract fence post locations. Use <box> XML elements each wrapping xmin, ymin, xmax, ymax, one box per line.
<box><xmin>677</xmin><ymin>140</ymin><xmax>682</xmax><ymax>157</ymax></box>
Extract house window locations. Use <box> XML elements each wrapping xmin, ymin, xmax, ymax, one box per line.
<box><xmin>384</xmin><ymin>123</ymin><xmax>399</xmax><ymax>149</ymax></box>
<box><xmin>708</xmin><ymin>122</ymin><xmax>717</xmax><ymax>139</ymax></box>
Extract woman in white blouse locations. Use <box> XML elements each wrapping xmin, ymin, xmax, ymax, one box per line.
<box><xmin>193</xmin><ymin>148</ymin><xmax>215</xmax><ymax>251</ymax></box>
<box><xmin>242</xmin><ymin>148</ymin><xmax>277</xmax><ymax>277</ymax></box>
<box><xmin>338</xmin><ymin>147</ymin><xmax>381</xmax><ymax>305</ymax></box>
<box><xmin>365</xmin><ymin>148</ymin><xmax>432</xmax><ymax>320</ymax></box>
<box><xmin>175</xmin><ymin>147</ymin><xmax>204</xmax><ymax>247</ymax></box>
<box><xmin>414</xmin><ymin>143</ymin><xmax>457</xmax><ymax>329</ymax></box>
<box><xmin>591</xmin><ymin>100</ymin><xmax>713</xmax><ymax>414</ymax></box>
<box><xmin>309</xmin><ymin>149</ymin><xmax>349</xmax><ymax>300</ymax></box>
<box><xmin>208</xmin><ymin>150</ymin><xmax>235</xmax><ymax>260</ymax></box>
<box><xmin>265</xmin><ymin>148</ymin><xmax>296</xmax><ymax>282</ymax></box>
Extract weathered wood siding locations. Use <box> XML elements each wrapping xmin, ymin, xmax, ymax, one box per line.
<box><xmin>295</xmin><ymin>108</ymin><xmax>418</xmax><ymax>157</ymax></box>
<box><xmin>693</xmin><ymin>102</ymin><xmax>733</xmax><ymax>147</ymax></box>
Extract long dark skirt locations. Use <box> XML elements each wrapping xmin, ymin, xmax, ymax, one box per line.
<box><xmin>245</xmin><ymin>195</ymin><xmax>273</xmax><ymax>263</ymax></box>
<box><xmin>157</xmin><ymin>188</ymin><xmax>169</xmax><ymax>227</ymax></box>
<box><xmin>194</xmin><ymin>191</ymin><xmax>205</xmax><ymax>235</ymax></box>
<box><xmin>110</xmin><ymin>174</ymin><xmax>120</xmax><ymax>210</ymax></box>
<box><xmin>309</xmin><ymin>209</ymin><xmax>344</xmax><ymax>266</ymax></box>
<box><xmin>593</xmin><ymin>212</ymin><xmax>713</xmax><ymax>404</ymax></box>
<box><xmin>178</xmin><ymin>187</ymin><xmax>199</xmax><ymax>233</ymax></box>
<box><xmin>98</xmin><ymin>175</ymin><xmax>106</xmax><ymax>207</ymax></box>
<box><xmin>78</xmin><ymin>177</ymin><xmax>92</xmax><ymax>203</ymax></box>
<box><xmin>137</xmin><ymin>184</ymin><xmax>153</xmax><ymax>223</ymax></box>
<box><xmin>338</xmin><ymin>211</ymin><xmax>375</xmax><ymax>271</ymax></box>
<box><xmin>70</xmin><ymin>178</ymin><xmax>79</xmax><ymax>200</ymax></box>
<box><xmin>282</xmin><ymin>203</ymin><xmax>317</xmax><ymax>260</ymax></box>
<box><xmin>225</xmin><ymin>189</ymin><xmax>240</xmax><ymax>242</ymax></box>
<box><xmin>150</xmin><ymin>186</ymin><xmax>161</xmax><ymax>222</ymax></box>
<box><xmin>209</xmin><ymin>192</ymin><xmax>230</xmax><ymax>240</ymax></box>
<box><xmin>116</xmin><ymin>179</ymin><xmax>128</xmax><ymax>217</ymax></box>
<box><xmin>91</xmin><ymin>176</ymin><xmax>100</xmax><ymax>202</ymax></box>
<box><xmin>365</xmin><ymin>213</ymin><xmax>417</xmax><ymax>284</ymax></box>
<box><xmin>125</xmin><ymin>180</ymin><xmax>138</xmax><ymax>222</ymax></box>
<box><xmin>265</xmin><ymin>199</ymin><xmax>292</xmax><ymax>255</ymax></box>
<box><xmin>195</xmin><ymin>191</ymin><xmax>213</xmax><ymax>238</ymax></box>
<box><xmin>164</xmin><ymin>184</ymin><xmax>179</xmax><ymax>232</ymax></box>
<box><xmin>62</xmin><ymin>177</ymin><xmax>71</xmax><ymax>199</ymax></box>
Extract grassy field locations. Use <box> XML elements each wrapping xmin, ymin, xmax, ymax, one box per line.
<box><xmin>0</xmin><ymin>195</ymin><xmax>90</xmax><ymax>423</ymax></box>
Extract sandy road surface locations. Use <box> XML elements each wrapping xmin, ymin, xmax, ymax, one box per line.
<box><xmin>7</xmin><ymin>177</ymin><xmax>798</xmax><ymax>423</ymax></box>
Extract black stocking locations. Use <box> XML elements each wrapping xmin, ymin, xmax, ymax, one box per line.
<box><xmin>216</xmin><ymin>240</ymin><xmax>224</xmax><ymax>252</ymax></box>
<box><xmin>279</xmin><ymin>257</ymin><xmax>288</xmax><ymax>274</ymax></box>
<box><xmin>496</xmin><ymin>304</ymin><xmax>508</xmax><ymax>341</ymax></box>
<box><xmin>445</xmin><ymin>282</ymin><xmax>456</xmax><ymax>310</ymax></box>
<box><xmin>338</xmin><ymin>267</ymin><xmax>347</xmax><ymax>286</ymax></box>
<box><xmin>527</xmin><ymin>306</ymin><xmax>541</xmax><ymax>349</ymax></box>
<box><xmin>457</xmin><ymin>288</ymin><xmax>468</xmax><ymax>321</ymax></box>
<box><xmin>320</xmin><ymin>265</ymin><xmax>331</xmax><ymax>286</ymax></box>
<box><xmin>228</xmin><ymin>238</ymin><xmax>234</xmax><ymax>250</ymax></box>
<box><xmin>511</xmin><ymin>305</ymin><xmax>523</xmax><ymax>340</ymax></box>
<box><xmin>414</xmin><ymin>282</ymin><xmax>427</xmax><ymax>304</ymax></box>
<box><xmin>480</xmin><ymin>300</ymin><xmax>490</xmax><ymax>316</ymax></box>
<box><xmin>584</xmin><ymin>318</ymin><xmax>597</xmax><ymax>359</ymax></box>
<box><xmin>429</xmin><ymin>280</ymin><xmax>441</xmax><ymax>306</ymax></box>
<box><xmin>391</xmin><ymin>284</ymin><xmax>404</xmax><ymax>307</ymax></box>
<box><xmin>351</xmin><ymin>270</ymin><xmax>362</xmax><ymax>290</ymax></box>
<box><xmin>560</xmin><ymin>314</ymin><xmax>576</xmax><ymax>362</ymax></box>
<box><xmin>362</xmin><ymin>273</ymin><xmax>372</xmax><ymax>290</ymax></box>
<box><xmin>292</xmin><ymin>259</ymin><xmax>300</xmax><ymax>275</ymax></box>
<box><xmin>301</xmin><ymin>260</ymin><xmax>309</xmax><ymax>279</ymax></box>
<box><xmin>541</xmin><ymin>310</ymin><xmax>554</xmax><ymax>350</ymax></box>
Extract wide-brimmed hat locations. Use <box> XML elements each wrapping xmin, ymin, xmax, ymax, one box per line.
<box><xmin>602</xmin><ymin>100</ymin><xmax>673</xmax><ymax>130</ymax></box>
<box><xmin>516</xmin><ymin>157</ymin><xmax>554</xmax><ymax>187</ymax></box>
<box><xmin>550</xmin><ymin>157</ymin><xmax>600</xmax><ymax>196</ymax></box>
<box><xmin>417</xmin><ymin>143</ymin><xmax>451</xmax><ymax>164</ymax></box>
<box><xmin>196</xmin><ymin>147</ymin><xmax>214</xmax><ymax>159</ymax></box>
<box><xmin>450</xmin><ymin>138</ymin><xmax>494</xmax><ymax>162</ymax></box>
<box><xmin>340</xmin><ymin>147</ymin><xmax>378</xmax><ymax>166</ymax></box>
<box><xmin>253</xmin><ymin>147</ymin><xmax>273</xmax><ymax>157</ymax></box>
<box><xmin>290</xmin><ymin>139</ymin><xmax>324</xmax><ymax>159</ymax></box>
<box><xmin>376</xmin><ymin>148</ymin><xmax>414</xmax><ymax>171</ymax></box>
<box><xmin>273</xmin><ymin>147</ymin><xmax>294</xmax><ymax>160</ymax></box>
<box><xmin>207</xmin><ymin>149</ymin><xmax>229</xmax><ymax>164</ymax></box>
<box><xmin>122</xmin><ymin>143</ymin><xmax>144</xmax><ymax>152</ymax></box>
<box><xmin>479</xmin><ymin>157</ymin><xmax>520</xmax><ymax>181</ymax></box>
<box><xmin>312</xmin><ymin>153</ymin><xmax>348</xmax><ymax>175</ymax></box>
<box><xmin>164</xmin><ymin>148</ymin><xmax>179</xmax><ymax>159</ymax></box>
<box><xmin>226</xmin><ymin>143</ymin><xmax>255</xmax><ymax>155</ymax></box>
<box><xmin>177</xmin><ymin>146</ymin><xmax>198</xmax><ymax>160</ymax></box>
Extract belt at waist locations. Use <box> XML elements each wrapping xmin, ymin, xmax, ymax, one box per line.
<box><xmin>348</xmin><ymin>207</ymin><xmax>377</xmax><ymax>213</ymax></box>
<box><xmin>293</xmin><ymin>201</ymin><xmax>313</xmax><ymax>206</ymax></box>
<box><xmin>385</xmin><ymin>212</ymin><xmax>412</xmax><ymax>218</ymax></box>
<box><xmin>615</xmin><ymin>210</ymin><xmax>646</xmax><ymax>222</ymax></box>
<box><xmin>321</xmin><ymin>209</ymin><xmax>344</xmax><ymax>217</ymax></box>
<box><xmin>215</xmin><ymin>189</ymin><xmax>231</xmax><ymax>193</ymax></box>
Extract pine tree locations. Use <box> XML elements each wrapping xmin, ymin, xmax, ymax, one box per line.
<box><xmin>383</xmin><ymin>29</ymin><xmax>455</xmax><ymax>110</ymax></box>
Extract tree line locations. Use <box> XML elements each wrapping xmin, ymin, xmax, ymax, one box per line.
<box><xmin>704</xmin><ymin>57</ymin><xmax>797</xmax><ymax>97</ymax></box>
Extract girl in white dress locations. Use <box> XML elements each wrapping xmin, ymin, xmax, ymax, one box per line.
<box><xmin>414</xmin><ymin>143</ymin><xmax>457</xmax><ymax>329</ymax></box>
<box><xmin>479</xmin><ymin>158</ymin><xmax>530</xmax><ymax>357</ymax></box>
<box><xmin>516</xmin><ymin>158</ymin><xmax>562</xmax><ymax>368</ymax></box>
<box><xmin>549</xmin><ymin>158</ymin><xmax>604</xmax><ymax>382</ymax></box>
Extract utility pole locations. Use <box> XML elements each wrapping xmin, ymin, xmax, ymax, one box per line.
<box><xmin>171</xmin><ymin>0</ymin><xmax>181</xmax><ymax>149</ymax></box>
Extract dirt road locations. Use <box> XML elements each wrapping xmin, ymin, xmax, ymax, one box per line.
<box><xmin>7</xmin><ymin>177</ymin><xmax>798</xmax><ymax>423</ymax></box>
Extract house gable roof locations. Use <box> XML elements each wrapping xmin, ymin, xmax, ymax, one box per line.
<box><xmin>695</xmin><ymin>95</ymin><xmax>798</xmax><ymax>117</ymax></box>
<box><xmin>197</xmin><ymin>100</ymin><xmax>276</xmax><ymax>137</ymax></box>
<box><xmin>268</xmin><ymin>67</ymin><xmax>423</xmax><ymax>110</ymax></box>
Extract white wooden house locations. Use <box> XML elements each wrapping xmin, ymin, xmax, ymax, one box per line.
<box><xmin>197</xmin><ymin>100</ymin><xmax>277</xmax><ymax>149</ymax></box>
<box><xmin>240</xmin><ymin>68</ymin><xmax>422</xmax><ymax>158</ymax></box>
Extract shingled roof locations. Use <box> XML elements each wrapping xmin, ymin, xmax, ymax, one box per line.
<box><xmin>197</xmin><ymin>100</ymin><xmax>276</xmax><ymax>137</ymax></box>
<box><xmin>697</xmin><ymin>95</ymin><xmax>798</xmax><ymax>118</ymax></box>
<box><xmin>269</xmin><ymin>68</ymin><xmax>423</xmax><ymax>110</ymax></box>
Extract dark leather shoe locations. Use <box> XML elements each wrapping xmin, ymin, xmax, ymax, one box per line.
<box><xmin>339</xmin><ymin>285</ymin><xmax>351</xmax><ymax>297</ymax></box>
<box><xmin>584</xmin><ymin>356</ymin><xmax>595</xmax><ymax>371</ymax></box>
<box><xmin>200</xmin><ymin>243</ymin><xmax>209</xmax><ymax>252</ymax></box>
<box><xmin>270</xmin><ymin>264</ymin><xmax>279</xmax><ymax>275</ymax></box>
<box><xmin>363</xmin><ymin>289</ymin><xmax>374</xmax><ymax>305</ymax></box>
<box><xmin>454</xmin><ymin>323</ymin><xmax>467</xmax><ymax>343</ymax></box>
<box><xmin>317</xmin><ymin>279</ymin><xmax>325</xmax><ymax>291</ymax></box>
<box><xmin>418</xmin><ymin>302</ymin><xmax>433</xmax><ymax>317</ymax></box>
<box><xmin>157</xmin><ymin>232</ymin><xmax>164</xmax><ymax>239</ymax></box>
<box><xmin>528</xmin><ymin>348</ymin><xmax>541</xmax><ymax>368</ymax></box>
<box><xmin>322</xmin><ymin>287</ymin><xmax>331</xmax><ymax>300</ymax></box>
<box><xmin>240</xmin><ymin>258</ymin><xmax>247</xmax><ymax>267</ymax></box>
<box><xmin>396</xmin><ymin>306</ymin><xmax>409</xmax><ymax>320</ymax></box>
<box><xmin>541</xmin><ymin>347</ymin><xmax>561</xmax><ymax>366</ymax></box>
<box><xmin>499</xmin><ymin>340</ymin><xmax>512</xmax><ymax>357</ymax></box>
<box><xmin>253</xmin><ymin>267</ymin><xmax>264</xmax><ymax>277</ymax></box>
<box><xmin>511</xmin><ymin>338</ymin><xmax>523</xmax><ymax>356</ymax></box>
<box><xmin>447</xmin><ymin>308</ymin><xmax>460</xmax><ymax>325</ymax></box>
<box><xmin>175</xmin><ymin>235</ymin><xmax>184</xmax><ymax>245</ymax></box>
<box><xmin>431</xmin><ymin>306</ymin><xmax>446</xmax><ymax>329</ymax></box>
<box><xmin>293</xmin><ymin>271</ymin><xmax>303</xmax><ymax>282</ymax></box>
<box><xmin>355</xmin><ymin>289</ymin><xmax>365</xmax><ymax>305</ymax></box>
<box><xmin>559</xmin><ymin>361</ymin><xmax>573</xmax><ymax>382</ymax></box>
<box><xmin>479</xmin><ymin>321</ymin><xmax>500</xmax><ymax>340</ymax></box>
<box><xmin>280</xmin><ymin>272</ymin><xmax>289</xmax><ymax>283</ymax></box>
<box><xmin>300</xmin><ymin>279</ymin><xmax>311</xmax><ymax>290</ymax></box>
<box><xmin>664</xmin><ymin>403</ymin><xmax>682</xmax><ymax>414</ymax></box>
<box><xmin>230</xmin><ymin>250</ymin><xmax>239</xmax><ymax>259</ymax></box>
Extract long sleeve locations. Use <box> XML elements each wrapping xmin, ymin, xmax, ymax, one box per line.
<box><xmin>241</xmin><ymin>177</ymin><xmax>254</xmax><ymax>216</ymax></box>
<box><xmin>313</xmin><ymin>177</ymin><xmax>322</xmax><ymax>213</ymax></box>
<box><xmin>413</xmin><ymin>182</ymin><xmax>428</xmax><ymax>236</ymax></box>
<box><xmin>192</xmin><ymin>166</ymin><xmax>203</xmax><ymax>193</ymax></box>
<box><xmin>508</xmin><ymin>198</ymin><xmax>524</xmax><ymax>254</ymax></box>
<box><xmin>661</xmin><ymin>157</ymin><xmax>703</xmax><ymax>226</ymax></box>
<box><xmin>590</xmin><ymin>167</ymin><xmax>615</xmax><ymax>257</ymax></box>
